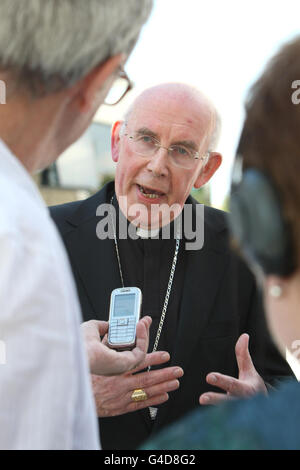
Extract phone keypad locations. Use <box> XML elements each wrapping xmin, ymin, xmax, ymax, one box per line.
<box><xmin>109</xmin><ymin>318</ymin><xmax>136</xmax><ymax>344</ymax></box>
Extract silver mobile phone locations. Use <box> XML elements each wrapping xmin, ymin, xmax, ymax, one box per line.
<box><xmin>107</xmin><ymin>287</ymin><xmax>142</xmax><ymax>350</ymax></box>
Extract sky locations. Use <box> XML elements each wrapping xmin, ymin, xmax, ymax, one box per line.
<box><xmin>97</xmin><ymin>0</ymin><xmax>300</xmax><ymax>208</ymax></box>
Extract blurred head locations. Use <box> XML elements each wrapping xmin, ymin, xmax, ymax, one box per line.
<box><xmin>0</xmin><ymin>0</ymin><xmax>152</xmax><ymax>171</ymax></box>
<box><xmin>111</xmin><ymin>83</ymin><xmax>222</xmax><ymax>229</ymax></box>
<box><xmin>234</xmin><ymin>36</ymin><xmax>300</xmax><ymax>360</ymax></box>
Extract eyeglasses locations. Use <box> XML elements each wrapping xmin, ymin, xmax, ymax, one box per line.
<box><xmin>123</xmin><ymin>133</ymin><xmax>210</xmax><ymax>169</ymax></box>
<box><xmin>104</xmin><ymin>68</ymin><xmax>133</xmax><ymax>106</ymax></box>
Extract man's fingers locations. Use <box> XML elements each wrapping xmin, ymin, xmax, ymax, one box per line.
<box><xmin>109</xmin><ymin>392</ymin><xmax>170</xmax><ymax>416</ymax></box>
<box><xmin>206</xmin><ymin>372</ymin><xmax>247</xmax><ymax>396</ymax></box>
<box><xmin>127</xmin><ymin>393</ymin><xmax>169</xmax><ymax>413</ymax></box>
<box><xmin>114</xmin><ymin>317</ymin><xmax>153</xmax><ymax>373</ymax></box>
<box><xmin>139</xmin><ymin>379</ymin><xmax>180</xmax><ymax>399</ymax></box>
<box><xmin>134</xmin><ymin>316</ymin><xmax>152</xmax><ymax>356</ymax></box>
<box><xmin>131</xmin><ymin>366</ymin><xmax>184</xmax><ymax>390</ymax></box>
<box><xmin>235</xmin><ymin>333</ymin><xmax>256</xmax><ymax>375</ymax></box>
<box><xmin>96</xmin><ymin>320</ymin><xmax>109</xmax><ymax>338</ymax></box>
<box><xmin>199</xmin><ymin>392</ymin><xmax>234</xmax><ymax>406</ymax></box>
<box><xmin>126</xmin><ymin>377</ymin><xmax>181</xmax><ymax>412</ymax></box>
<box><xmin>130</xmin><ymin>351</ymin><xmax>171</xmax><ymax>374</ymax></box>
<box><xmin>81</xmin><ymin>319</ymin><xmax>108</xmax><ymax>340</ymax></box>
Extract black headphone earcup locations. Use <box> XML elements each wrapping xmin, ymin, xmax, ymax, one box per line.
<box><xmin>229</xmin><ymin>169</ymin><xmax>295</xmax><ymax>276</ymax></box>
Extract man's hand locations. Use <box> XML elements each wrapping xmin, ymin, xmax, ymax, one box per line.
<box><xmin>91</xmin><ymin>351</ymin><xmax>184</xmax><ymax>417</ymax></box>
<box><xmin>81</xmin><ymin>316</ymin><xmax>152</xmax><ymax>376</ymax></box>
<box><xmin>199</xmin><ymin>333</ymin><xmax>268</xmax><ymax>405</ymax></box>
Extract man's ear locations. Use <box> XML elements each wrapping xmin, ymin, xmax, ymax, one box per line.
<box><xmin>71</xmin><ymin>54</ymin><xmax>125</xmax><ymax>113</ymax></box>
<box><xmin>193</xmin><ymin>152</ymin><xmax>222</xmax><ymax>188</ymax></box>
<box><xmin>111</xmin><ymin>120</ymin><xmax>123</xmax><ymax>163</ymax></box>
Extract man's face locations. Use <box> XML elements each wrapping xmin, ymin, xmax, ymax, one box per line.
<box><xmin>112</xmin><ymin>90</ymin><xmax>220</xmax><ymax>228</ymax></box>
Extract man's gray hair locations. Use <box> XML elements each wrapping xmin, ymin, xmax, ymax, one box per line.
<box><xmin>0</xmin><ymin>0</ymin><xmax>152</xmax><ymax>96</ymax></box>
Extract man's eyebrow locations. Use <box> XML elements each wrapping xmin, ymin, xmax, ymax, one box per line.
<box><xmin>134</xmin><ymin>128</ymin><xmax>199</xmax><ymax>151</ymax></box>
<box><xmin>135</xmin><ymin>127</ymin><xmax>159</xmax><ymax>139</ymax></box>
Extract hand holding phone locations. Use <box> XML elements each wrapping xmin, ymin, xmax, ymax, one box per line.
<box><xmin>108</xmin><ymin>287</ymin><xmax>142</xmax><ymax>351</ymax></box>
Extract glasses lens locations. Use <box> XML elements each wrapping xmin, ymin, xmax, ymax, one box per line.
<box><xmin>105</xmin><ymin>77</ymin><xmax>130</xmax><ymax>105</ymax></box>
<box><xmin>128</xmin><ymin>135</ymin><xmax>198</xmax><ymax>168</ymax></box>
<box><xmin>170</xmin><ymin>146</ymin><xmax>195</xmax><ymax>168</ymax></box>
<box><xmin>130</xmin><ymin>136</ymin><xmax>158</xmax><ymax>157</ymax></box>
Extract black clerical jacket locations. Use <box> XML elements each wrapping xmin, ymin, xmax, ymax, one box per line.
<box><xmin>50</xmin><ymin>182</ymin><xmax>293</xmax><ymax>450</ymax></box>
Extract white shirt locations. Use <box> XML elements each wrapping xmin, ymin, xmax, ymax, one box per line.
<box><xmin>0</xmin><ymin>140</ymin><xmax>100</xmax><ymax>450</ymax></box>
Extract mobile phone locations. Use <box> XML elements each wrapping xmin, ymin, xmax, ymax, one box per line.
<box><xmin>107</xmin><ymin>287</ymin><xmax>142</xmax><ymax>350</ymax></box>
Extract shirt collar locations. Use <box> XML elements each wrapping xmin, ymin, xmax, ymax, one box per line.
<box><xmin>136</xmin><ymin>226</ymin><xmax>160</xmax><ymax>239</ymax></box>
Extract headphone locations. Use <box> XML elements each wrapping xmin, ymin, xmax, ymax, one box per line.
<box><xmin>229</xmin><ymin>155</ymin><xmax>295</xmax><ymax>277</ymax></box>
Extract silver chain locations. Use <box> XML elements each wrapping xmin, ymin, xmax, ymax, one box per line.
<box><xmin>148</xmin><ymin>236</ymin><xmax>180</xmax><ymax>362</ymax></box>
<box><xmin>110</xmin><ymin>195</ymin><xmax>180</xmax><ymax>420</ymax></box>
<box><xmin>110</xmin><ymin>197</ymin><xmax>125</xmax><ymax>288</ymax></box>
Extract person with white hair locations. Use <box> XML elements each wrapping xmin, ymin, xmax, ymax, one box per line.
<box><xmin>0</xmin><ymin>0</ymin><xmax>154</xmax><ymax>450</ymax></box>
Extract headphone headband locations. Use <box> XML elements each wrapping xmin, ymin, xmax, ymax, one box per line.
<box><xmin>229</xmin><ymin>158</ymin><xmax>295</xmax><ymax>277</ymax></box>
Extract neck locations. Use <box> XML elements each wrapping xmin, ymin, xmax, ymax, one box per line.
<box><xmin>0</xmin><ymin>88</ymin><xmax>68</xmax><ymax>174</ymax></box>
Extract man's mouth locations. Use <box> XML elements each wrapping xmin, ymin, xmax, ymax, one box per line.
<box><xmin>137</xmin><ymin>184</ymin><xmax>165</xmax><ymax>200</ymax></box>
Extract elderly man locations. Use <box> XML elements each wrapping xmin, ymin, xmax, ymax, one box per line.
<box><xmin>0</xmin><ymin>0</ymin><xmax>154</xmax><ymax>450</ymax></box>
<box><xmin>142</xmin><ymin>35</ymin><xmax>300</xmax><ymax>452</ymax></box>
<box><xmin>51</xmin><ymin>83</ymin><xmax>293</xmax><ymax>449</ymax></box>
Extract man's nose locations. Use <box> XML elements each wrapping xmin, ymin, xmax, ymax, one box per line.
<box><xmin>146</xmin><ymin>147</ymin><xmax>169</xmax><ymax>177</ymax></box>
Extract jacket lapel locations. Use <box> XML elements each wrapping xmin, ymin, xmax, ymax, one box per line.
<box><xmin>153</xmin><ymin>203</ymin><xmax>230</xmax><ymax>431</ymax></box>
<box><xmin>63</xmin><ymin>182</ymin><xmax>121</xmax><ymax>320</ymax></box>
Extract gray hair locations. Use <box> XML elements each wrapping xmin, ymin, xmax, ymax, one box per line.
<box><xmin>0</xmin><ymin>0</ymin><xmax>152</xmax><ymax>96</ymax></box>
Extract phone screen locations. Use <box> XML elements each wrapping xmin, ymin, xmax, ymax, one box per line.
<box><xmin>113</xmin><ymin>293</ymin><xmax>136</xmax><ymax>317</ymax></box>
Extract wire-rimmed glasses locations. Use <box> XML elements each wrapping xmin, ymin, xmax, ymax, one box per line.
<box><xmin>123</xmin><ymin>132</ymin><xmax>209</xmax><ymax>169</ymax></box>
<box><xmin>104</xmin><ymin>68</ymin><xmax>133</xmax><ymax>106</ymax></box>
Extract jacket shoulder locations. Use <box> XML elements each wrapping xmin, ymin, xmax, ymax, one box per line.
<box><xmin>188</xmin><ymin>195</ymin><xmax>228</xmax><ymax>234</ymax></box>
<box><xmin>49</xmin><ymin>181</ymin><xmax>113</xmax><ymax>235</ymax></box>
<box><xmin>203</xmin><ymin>205</ymin><xmax>229</xmax><ymax>234</ymax></box>
<box><xmin>49</xmin><ymin>199</ymin><xmax>82</xmax><ymax>234</ymax></box>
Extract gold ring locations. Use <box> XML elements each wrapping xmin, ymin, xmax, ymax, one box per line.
<box><xmin>131</xmin><ymin>388</ymin><xmax>148</xmax><ymax>402</ymax></box>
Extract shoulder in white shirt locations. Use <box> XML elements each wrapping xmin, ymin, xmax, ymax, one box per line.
<box><xmin>0</xmin><ymin>140</ymin><xmax>99</xmax><ymax>450</ymax></box>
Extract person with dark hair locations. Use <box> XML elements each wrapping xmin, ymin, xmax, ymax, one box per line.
<box><xmin>142</xmin><ymin>35</ymin><xmax>300</xmax><ymax>450</ymax></box>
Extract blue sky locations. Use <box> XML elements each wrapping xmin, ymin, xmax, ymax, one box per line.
<box><xmin>115</xmin><ymin>0</ymin><xmax>300</xmax><ymax>207</ymax></box>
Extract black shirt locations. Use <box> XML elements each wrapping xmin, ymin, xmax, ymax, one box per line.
<box><xmin>112</xmin><ymin>194</ymin><xmax>186</xmax><ymax>358</ymax></box>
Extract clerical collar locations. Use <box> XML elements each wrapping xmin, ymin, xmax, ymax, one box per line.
<box><xmin>110</xmin><ymin>190</ymin><xmax>182</xmax><ymax>241</ymax></box>
<box><xmin>136</xmin><ymin>227</ymin><xmax>160</xmax><ymax>239</ymax></box>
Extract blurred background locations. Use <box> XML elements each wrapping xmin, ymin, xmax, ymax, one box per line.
<box><xmin>34</xmin><ymin>0</ymin><xmax>300</xmax><ymax>377</ymax></box>
<box><xmin>36</xmin><ymin>0</ymin><xmax>300</xmax><ymax>211</ymax></box>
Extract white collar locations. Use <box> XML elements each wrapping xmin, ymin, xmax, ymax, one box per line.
<box><xmin>136</xmin><ymin>226</ymin><xmax>160</xmax><ymax>239</ymax></box>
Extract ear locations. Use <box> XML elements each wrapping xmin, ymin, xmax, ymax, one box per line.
<box><xmin>111</xmin><ymin>120</ymin><xmax>123</xmax><ymax>163</ymax></box>
<box><xmin>193</xmin><ymin>152</ymin><xmax>222</xmax><ymax>189</ymax></box>
<box><xmin>71</xmin><ymin>54</ymin><xmax>125</xmax><ymax>113</ymax></box>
